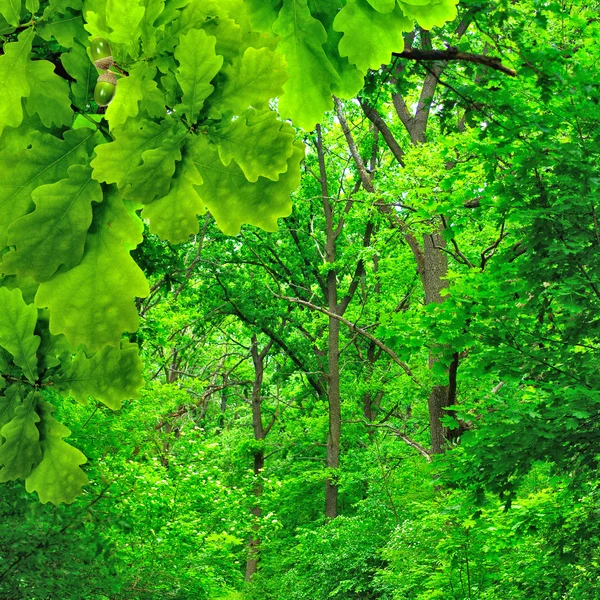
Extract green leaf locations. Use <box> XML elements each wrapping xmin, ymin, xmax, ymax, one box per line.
<box><xmin>35</xmin><ymin>187</ymin><xmax>149</xmax><ymax>350</ymax></box>
<box><xmin>126</xmin><ymin>120</ymin><xmax>189</xmax><ymax>204</ymax></box>
<box><xmin>307</xmin><ymin>0</ymin><xmax>365</xmax><ymax>98</ymax></box>
<box><xmin>91</xmin><ymin>116</ymin><xmax>181</xmax><ymax>189</ymax></box>
<box><xmin>333</xmin><ymin>0</ymin><xmax>412</xmax><ymax>73</ymax></box>
<box><xmin>0</xmin><ymin>287</ymin><xmax>40</xmax><ymax>383</ymax></box>
<box><xmin>0</xmin><ymin>127</ymin><xmax>96</xmax><ymax>248</ymax></box>
<box><xmin>216</xmin><ymin>109</ymin><xmax>296</xmax><ymax>182</ymax></box>
<box><xmin>0</xmin><ymin>384</ymin><xmax>22</xmax><ymax>430</ymax></box>
<box><xmin>207</xmin><ymin>46</ymin><xmax>287</xmax><ymax>119</ymax></box>
<box><xmin>3</xmin><ymin>164</ymin><xmax>103</xmax><ymax>282</ymax></box>
<box><xmin>37</xmin><ymin>10</ymin><xmax>86</xmax><ymax>48</ymax></box>
<box><xmin>43</xmin><ymin>0</ymin><xmax>83</xmax><ymax>20</ymax></box>
<box><xmin>0</xmin><ymin>391</ymin><xmax>41</xmax><ymax>482</ymax></box>
<box><xmin>62</xmin><ymin>342</ymin><xmax>144</xmax><ymax>410</ymax></box>
<box><xmin>105</xmin><ymin>0</ymin><xmax>144</xmax><ymax>44</ymax></box>
<box><xmin>244</xmin><ymin>0</ymin><xmax>282</xmax><ymax>31</ymax></box>
<box><xmin>142</xmin><ymin>146</ymin><xmax>205</xmax><ymax>243</ymax></box>
<box><xmin>25</xmin><ymin>399</ymin><xmax>88</xmax><ymax>505</ymax></box>
<box><xmin>366</xmin><ymin>0</ymin><xmax>395</xmax><ymax>12</ymax></box>
<box><xmin>0</xmin><ymin>28</ymin><xmax>34</xmax><ymax>137</ymax></box>
<box><xmin>139</xmin><ymin>0</ymin><xmax>165</xmax><ymax>54</ymax></box>
<box><xmin>273</xmin><ymin>0</ymin><xmax>340</xmax><ymax>130</ymax></box>
<box><xmin>175</xmin><ymin>28</ymin><xmax>223</xmax><ymax>124</ymax></box>
<box><xmin>61</xmin><ymin>41</ymin><xmax>96</xmax><ymax>110</ymax></box>
<box><xmin>398</xmin><ymin>0</ymin><xmax>458</xmax><ymax>30</ymax></box>
<box><xmin>25</xmin><ymin>58</ymin><xmax>74</xmax><ymax>128</ymax></box>
<box><xmin>191</xmin><ymin>136</ymin><xmax>304</xmax><ymax>235</ymax></box>
<box><xmin>0</xmin><ymin>0</ymin><xmax>22</xmax><ymax>27</ymax></box>
<box><xmin>105</xmin><ymin>63</ymin><xmax>165</xmax><ymax>128</ymax></box>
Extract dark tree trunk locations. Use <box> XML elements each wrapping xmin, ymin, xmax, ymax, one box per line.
<box><xmin>245</xmin><ymin>336</ymin><xmax>273</xmax><ymax>581</ymax></box>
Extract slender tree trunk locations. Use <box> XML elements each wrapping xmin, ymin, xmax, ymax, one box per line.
<box><xmin>325</xmin><ymin>308</ymin><xmax>341</xmax><ymax>519</ymax></box>
<box><xmin>316</xmin><ymin>124</ymin><xmax>342</xmax><ymax>520</ymax></box>
<box><xmin>245</xmin><ymin>336</ymin><xmax>273</xmax><ymax>581</ymax></box>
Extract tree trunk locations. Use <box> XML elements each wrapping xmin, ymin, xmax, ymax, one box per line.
<box><xmin>245</xmin><ymin>336</ymin><xmax>273</xmax><ymax>581</ymax></box>
<box><xmin>325</xmin><ymin>309</ymin><xmax>341</xmax><ymax>519</ymax></box>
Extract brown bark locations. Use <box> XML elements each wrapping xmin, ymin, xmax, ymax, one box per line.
<box><xmin>245</xmin><ymin>336</ymin><xmax>274</xmax><ymax>581</ymax></box>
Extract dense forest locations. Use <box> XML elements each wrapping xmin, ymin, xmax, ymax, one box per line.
<box><xmin>0</xmin><ymin>0</ymin><xmax>599</xmax><ymax>598</ymax></box>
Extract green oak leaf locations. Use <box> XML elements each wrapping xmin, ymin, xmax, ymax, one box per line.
<box><xmin>142</xmin><ymin>146</ymin><xmax>205</xmax><ymax>243</ymax></box>
<box><xmin>3</xmin><ymin>164</ymin><xmax>103</xmax><ymax>282</ymax></box>
<box><xmin>126</xmin><ymin>121</ymin><xmax>189</xmax><ymax>204</ymax></box>
<box><xmin>62</xmin><ymin>342</ymin><xmax>144</xmax><ymax>410</ymax></box>
<box><xmin>43</xmin><ymin>0</ymin><xmax>83</xmax><ymax>20</ymax></box>
<box><xmin>207</xmin><ymin>46</ymin><xmax>287</xmax><ymax>119</ymax></box>
<box><xmin>175</xmin><ymin>28</ymin><xmax>223</xmax><ymax>124</ymax></box>
<box><xmin>0</xmin><ymin>127</ymin><xmax>96</xmax><ymax>249</ymax></box>
<box><xmin>201</xmin><ymin>12</ymin><xmax>243</xmax><ymax>63</ymax></box>
<box><xmin>37</xmin><ymin>10</ymin><xmax>86</xmax><ymax>48</ymax></box>
<box><xmin>307</xmin><ymin>0</ymin><xmax>365</xmax><ymax>98</ymax></box>
<box><xmin>0</xmin><ymin>391</ymin><xmax>41</xmax><ymax>482</ymax></box>
<box><xmin>105</xmin><ymin>63</ymin><xmax>165</xmax><ymax>128</ymax></box>
<box><xmin>398</xmin><ymin>0</ymin><xmax>458</xmax><ymax>30</ymax></box>
<box><xmin>35</xmin><ymin>187</ymin><xmax>149</xmax><ymax>350</ymax></box>
<box><xmin>0</xmin><ymin>287</ymin><xmax>40</xmax><ymax>383</ymax></box>
<box><xmin>191</xmin><ymin>136</ymin><xmax>305</xmax><ymax>235</ymax></box>
<box><xmin>139</xmin><ymin>0</ymin><xmax>165</xmax><ymax>54</ymax></box>
<box><xmin>35</xmin><ymin>314</ymin><xmax>73</xmax><ymax>373</ymax></box>
<box><xmin>333</xmin><ymin>0</ymin><xmax>412</xmax><ymax>72</ymax></box>
<box><xmin>216</xmin><ymin>109</ymin><xmax>296</xmax><ymax>182</ymax></box>
<box><xmin>244</xmin><ymin>0</ymin><xmax>281</xmax><ymax>31</ymax></box>
<box><xmin>0</xmin><ymin>385</ymin><xmax>22</xmax><ymax>430</ymax></box>
<box><xmin>0</xmin><ymin>28</ymin><xmax>34</xmax><ymax>137</ymax></box>
<box><xmin>153</xmin><ymin>0</ymin><xmax>189</xmax><ymax>29</ymax></box>
<box><xmin>105</xmin><ymin>0</ymin><xmax>144</xmax><ymax>44</ymax></box>
<box><xmin>25</xmin><ymin>58</ymin><xmax>73</xmax><ymax>128</ymax></box>
<box><xmin>25</xmin><ymin>399</ymin><xmax>88</xmax><ymax>505</ymax></box>
<box><xmin>61</xmin><ymin>41</ymin><xmax>96</xmax><ymax>110</ymax></box>
<box><xmin>366</xmin><ymin>0</ymin><xmax>395</xmax><ymax>12</ymax></box>
<box><xmin>0</xmin><ymin>0</ymin><xmax>22</xmax><ymax>27</ymax></box>
<box><xmin>91</xmin><ymin>116</ymin><xmax>182</xmax><ymax>189</ymax></box>
<box><xmin>273</xmin><ymin>0</ymin><xmax>340</xmax><ymax>131</ymax></box>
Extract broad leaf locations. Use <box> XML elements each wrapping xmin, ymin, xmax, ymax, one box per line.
<box><xmin>0</xmin><ymin>0</ymin><xmax>21</xmax><ymax>27</ymax></box>
<box><xmin>91</xmin><ymin>116</ymin><xmax>182</xmax><ymax>189</ymax></box>
<box><xmin>61</xmin><ymin>41</ymin><xmax>98</xmax><ymax>110</ymax></box>
<box><xmin>216</xmin><ymin>109</ymin><xmax>296</xmax><ymax>182</ymax></box>
<box><xmin>207</xmin><ymin>46</ymin><xmax>287</xmax><ymax>119</ymax></box>
<box><xmin>333</xmin><ymin>0</ymin><xmax>412</xmax><ymax>73</ymax></box>
<box><xmin>273</xmin><ymin>0</ymin><xmax>340</xmax><ymax>130</ymax></box>
<box><xmin>191</xmin><ymin>136</ymin><xmax>304</xmax><ymax>235</ymax></box>
<box><xmin>105</xmin><ymin>63</ymin><xmax>165</xmax><ymax>127</ymax></box>
<box><xmin>3</xmin><ymin>164</ymin><xmax>103</xmax><ymax>282</ymax></box>
<box><xmin>0</xmin><ymin>391</ymin><xmax>41</xmax><ymax>482</ymax></box>
<box><xmin>0</xmin><ymin>287</ymin><xmax>40</xmax><ymax>383</ymax></box>
<box><xmin>26</xmin><ymin>59</ymin><xmax>73</xmax><ymax>128</ymax></box>
<box><xmin>105</xmin><ymin>0</ymin><xmax>144</xmax><ymax>44</ymax></box>
<box><xmin>175</xmin><ymin>28</ymin><xmax>223</xmax><ymax>124</ymax></box>
<box><xmin>142</xmin><ymin>147</ymin><xmax>205</xmax><ymax>243</ymax></box>
<box><xmin>25</xmin><ymin>400</ymin><xmax>88</xmax><ymax>505</ymax></box>
<box><xmin>398</xmin><ymin>0</ymin><xmax>458</xmax><ymax>30</ymax></box>
<box><xmin>0</xmin><ymin>28</ymin><xmax>33</xmax><ymax>137</ymax></box>
<box><xmin>62</xmin><ymin>342</ymin><xmax>144</xmax><ymax>409</ymax></box>
<box><xmin>35</xmin><ymin>187</ymin><xmax>150</xmax><ymax>350</ymax></box>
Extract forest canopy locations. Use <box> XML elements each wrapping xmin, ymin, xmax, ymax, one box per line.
<box><xmin>0</xmin><ymin>0</ymin><xmax>599</xmax><ymax>598</ymax></box>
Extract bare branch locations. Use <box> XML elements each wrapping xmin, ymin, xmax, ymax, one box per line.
<box><xmin>393</xmin><ymin>48</ymin><xmax>517</xmax><ymax>77</ymax></box>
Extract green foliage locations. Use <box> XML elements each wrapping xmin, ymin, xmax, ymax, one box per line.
<box><xmin>0</xmin><ymin>0</ymin><xmax>457</xmax><ymax>503</ymax></box>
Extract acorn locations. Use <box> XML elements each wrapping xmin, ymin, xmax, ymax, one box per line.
<box><xmin>94</xmin><ymin>71</ymin><xmax>117</xmax><ymax>107</ymax></box>
<box><xmin>91</xmin><ymin>37</ymin><xmax>114</xmax><ymax>70</ymax></box>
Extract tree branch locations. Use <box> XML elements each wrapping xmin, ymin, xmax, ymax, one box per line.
<box><xmin>393</xmin><ymin>48</ymin><xmax>517</xmax><ymax>77</ymax></box>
